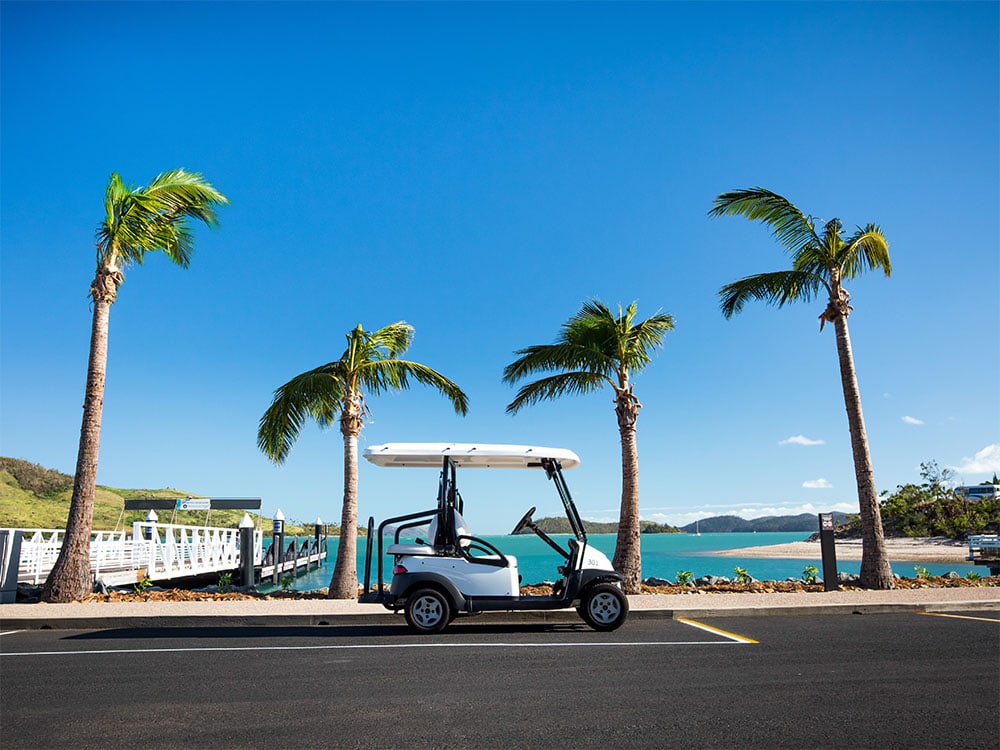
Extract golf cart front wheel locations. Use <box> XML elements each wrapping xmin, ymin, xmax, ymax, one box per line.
<box><xmin>404</xmin><ymin>588</ymin><xmax>451</xmax><ymax>634</ymax></box>
<box><xmin>579</xmin><ymin>584</ymin><xmax>628</xmax><ymax>631</ymax></box>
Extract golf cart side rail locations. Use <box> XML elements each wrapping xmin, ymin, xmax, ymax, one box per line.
<box><xmin>360</xmin><ymin>507</ymin><xmax>439</xmax><ymax>603</ymax></box>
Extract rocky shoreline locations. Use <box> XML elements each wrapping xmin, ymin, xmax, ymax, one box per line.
<box><xmin>11</xmin><ymin>571</ymin><xmax>997</xmax><ymax>605</ymax></box>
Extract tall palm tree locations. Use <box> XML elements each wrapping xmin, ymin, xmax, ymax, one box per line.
<box><xmin>502</xmin><ymin>300</ymin><xmax>674</xmax><ymax>594</ymax></box>
<box><xmin>42</xmin><ymin>170</ymin><xmax>228</xmax><ymax>603</ymax></box>
<box><xmin>709</xmin><ymin>187</ymin><xmax>894</xmax><ymax>590</ymax></box>
<box><xmin>258</xmin><ymin>322</ymin><xmax>469</xmax><ymax>599</ymax></box>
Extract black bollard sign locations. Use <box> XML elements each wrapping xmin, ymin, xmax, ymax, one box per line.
<box><xmin>818</xmin><ymin>513</ymin><xmax>838</xmax><ymax>592</ymax></box>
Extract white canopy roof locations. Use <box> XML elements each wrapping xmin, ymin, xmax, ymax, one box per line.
<box><xmin>363</xmin><ymin>442</ymin><xmax>580</xmax><ymax>469</ymax></box>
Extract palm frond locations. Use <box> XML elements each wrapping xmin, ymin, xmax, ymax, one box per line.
<box><xmin>362</xmin><ymin>321</ymin><xmax>415</xmax><ymax>359</ymax></box>
<box><xmin>623</xmin><ymin>312</ymin><xmax>675</xmax><ymax>371</ymax></box>
<box><xmin>94</xmin><ymin>169</ymin><xmax>227</xmax><ymax>270</ymax></box>
<box><xmin>503</xmin><ymin>298</ymin><xmax>672</xmax><ymax>416</ymax></box>
<box><xmin>719</xmin><ymin>270</ymin><xmax>825</xmax><ymax>318</ymax></box>
<box><xmin>259</xmin><ymin>321</ymin><xmax>468</xmax><ymax>461</ymax></box>
<box><xmin>505</xmin><ymin>371</ymin><xmax>609</xmax><ymax>414</ymax></box>
<box><xmin>841</xmin><ymin>224</ymin><xmax>891</xmax><ymax>279</ymax></box>
<box><xmin>359</xmin><ymin>359</ymin><xmax>469</xmax><ymax>414</ymax></box>
<box><xmin>142</xmin><ymin>169</ymin><xmax>228</xmax><ymax>227</ymax></box>
<box><xmin>709</xmin><ymin>187</ymin><xmax>819</xmax><ymax>257</ymax></box>
<box><xmin>502</xmin><ymin>342</ymin><xmax>615</xmax><ymax>383</ymax></box>
<box><xmin>257</xmin><ymin>366</ymin><xmax>347</xmax><ymax>464</ymax></box>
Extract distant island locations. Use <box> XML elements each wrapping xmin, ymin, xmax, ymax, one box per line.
<box><xmin>522</xmin><ymin>512</ymin><xmax>851</xmax><ymax>536</ymax></box>
<box><xmin>526</xmin><ymin>517</ymin><xmax>682</xmax><ymax>535</ymax></box>
<box><xmin>679</xmin><ymin>513</ymin><xmax>851</xmax><ymax>534</ymax></box>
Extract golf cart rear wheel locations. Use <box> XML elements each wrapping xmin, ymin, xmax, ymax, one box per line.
<box><xmin>404</xmin><ymin>588</ymin><xmax>451</xmax><ymax>634</ymax></box>
<box><xmin>579</xmin><ymin>583</ymin><xmax>628</xmax><ymax>631</ymax></box>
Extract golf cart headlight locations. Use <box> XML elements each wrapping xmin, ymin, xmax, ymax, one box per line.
<box><xmin>392</xmin><ymin>564</ymin><xmax>408</xmax><ymax>575</ymax></box>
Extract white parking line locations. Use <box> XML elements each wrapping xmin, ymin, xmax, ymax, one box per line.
<box><xmin>0</xmin><ymin>638</ymin><xmax>752</xmax><ymax>658</ymax></box>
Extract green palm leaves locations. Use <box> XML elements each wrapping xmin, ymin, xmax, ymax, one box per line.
<box><xmin>96</xmin><ymin>169</ymin><xmax>228</xmax><ymax>272</ymax></box>
<box><xmin>42</xmin><ymin>169</ymin><xmax>227</xmax><ymax>603</ymax></box>
<box><xmin>503</xmin><ymin>299</ymin><xmax>673</xmax><ymax>594</ymax></box>
<box><xmin>710</xmin><ymin>188</ymin><xmax>890</xmax><ymax>321</ymax></box>
<box><xmin>258</xmin><ymin>322</ymin><xmax>469</xmax><ymax>464</ymax></box>
<box><xmin>502</xmin><ymin>300</ymin><xmax>674</xmax><ymax>413</ymax></box>
<box><xmin>710</xmin><ymin>187</ymin><xmax>895</xmax><ymax>590</ymax></box>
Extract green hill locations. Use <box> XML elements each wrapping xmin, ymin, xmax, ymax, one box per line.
<box><xmin>528</xmin><ymin>516</ymin><xmax>682</xmax><ymax>535</ymax></box>
<box><xmin>679</xmin><ymin>513</ymin><xmax>851</xmax><ymax>534</ymax></box>
<box><xmin>0</xmin><ymin>457</ymin><xmax>319</xmax><ymax>534</ymax></box>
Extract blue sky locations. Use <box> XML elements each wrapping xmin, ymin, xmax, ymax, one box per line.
<box><xmin>2</xmin><ymin>1</ymin><xmax>997</xmax><ymax>534</ymax></box>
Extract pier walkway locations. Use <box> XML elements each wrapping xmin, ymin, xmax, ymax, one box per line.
<box><xmin>1</xmin><ymin>522</ymin><xmax>326</xmax><ymax>591</ymax></box>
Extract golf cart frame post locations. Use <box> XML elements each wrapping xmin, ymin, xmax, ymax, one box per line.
<box><xmin>358</xmin><ymin>443</ymin><xmax>628</xmax><ymax>633</ymax></box>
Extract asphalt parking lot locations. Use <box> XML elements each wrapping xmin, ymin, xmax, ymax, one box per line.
<box><xmin>3</xmin><ymin>611</ymin><xmax>997</xmax><ymax>749</ymax></box>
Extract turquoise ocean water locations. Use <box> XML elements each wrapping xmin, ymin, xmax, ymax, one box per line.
<box><xmin>261</xmin><ymin>532</ymin><xmax>979</xmax><ymax>592</ymax></box>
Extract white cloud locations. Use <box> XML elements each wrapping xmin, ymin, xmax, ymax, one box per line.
<box><xmin>779</xmin><ymin>435</ymin><xmax>825</xmax><ymax>446</ymax></box>
<box><xmin>948</xmin><ymin>444</ymin><xmax>1000</xmax><ymax>475</ymax></box>
<box><xmin>802</xmin><ymin>478</ymin><xmax>832</xmax><ymax>489</ymax></box>
<box><xmin>901</xmin><ymin>416</ymin><xmax>924</xmax><ymax>425</ymax></box>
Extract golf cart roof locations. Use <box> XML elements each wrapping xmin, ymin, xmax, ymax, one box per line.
<box><xmin>363</xmin><ymin>443</ymin><xmax>580</xmax><ymax>470</ymax></box>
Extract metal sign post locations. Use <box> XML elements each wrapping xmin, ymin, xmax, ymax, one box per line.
<box><xmin>818</xmin><ymin>513</ymin><xmax>838</xmax><ymax>592</ymax></box>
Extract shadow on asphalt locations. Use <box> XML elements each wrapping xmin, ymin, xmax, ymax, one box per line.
<box><xmin>64</xmin><ymin>621</ymin><xmax>594</xmax><ymax>641</ymax></box>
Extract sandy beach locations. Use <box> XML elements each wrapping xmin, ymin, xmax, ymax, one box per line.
<box><xmin>717</xmin><ymin>537</ymin><xmax>971</xmax><ymax>563</ymax></box>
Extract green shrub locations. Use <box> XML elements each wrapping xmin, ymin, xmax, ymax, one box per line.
<box><xmin>802</xmin><ymin>565</ymin><xmax>820</xmax><ymax>584</ymax></box>
<box><xmin>0</xmin><ymin>457</ymin><xmax>72</xmax><ymax>497</ymax></box>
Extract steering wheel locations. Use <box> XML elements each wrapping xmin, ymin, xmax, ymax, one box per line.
<box><xmin>510</xmin><ymin>506</ymin><xmax>537</xmax><ymax>535</ymax></box>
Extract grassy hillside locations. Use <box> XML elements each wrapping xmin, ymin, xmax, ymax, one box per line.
<box><xmin>0</xmin><ymin>457</ymin><xmax>320</xmax><ymax>534</ymax></box>
<box><xmin>529</xmin><ymin>516</ymin><xmax>682</xmax><ymax>535</ymax></box>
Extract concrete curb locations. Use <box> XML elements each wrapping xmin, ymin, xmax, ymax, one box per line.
<box><xmin>2</xmin><ymin>596</ymin><xmax>996</xmax><ymax>631</ymax></box>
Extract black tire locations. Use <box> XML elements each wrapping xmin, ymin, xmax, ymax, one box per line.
<box><xmin>404</xmin><ymin>587</ymin><xmax>451</xmax><ymax>634</ymax></box>
<box><xmin>579</xmin><ymin>583</ymin><xmax>628</xmax><ymax>631</ymax></box>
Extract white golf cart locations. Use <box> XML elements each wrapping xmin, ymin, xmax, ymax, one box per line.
<box><xmin>358</xmin><ymin>442</ymin><xmax>629</xmax><ymax>634</ymax></box>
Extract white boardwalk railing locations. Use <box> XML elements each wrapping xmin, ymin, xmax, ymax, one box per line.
<box><xmin>7</xmin><ymin>524</ymin><xmax>265</xmax><ymax>587</ymax></box>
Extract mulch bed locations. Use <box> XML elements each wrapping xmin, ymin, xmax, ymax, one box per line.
<box><xmin>68</xmin><ymin>574</ymin><xmax>997</xmax><ymax>603</ymax></box>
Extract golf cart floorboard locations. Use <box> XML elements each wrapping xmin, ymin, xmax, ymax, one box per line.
<box><xmin>467</xmin><ymin>595</ymin><xmax>574</xmax><ymax>612</ymax></box>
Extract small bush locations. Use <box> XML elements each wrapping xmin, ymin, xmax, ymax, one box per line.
<box><xmin>802</xmin><ymin>565</ymin><xmax>820</xmax><ymax>584</ymax></box>
<box><xmin>0</xmin><ymin>457</ymin><xmax>73</xmax><ymax>497</ymax></box>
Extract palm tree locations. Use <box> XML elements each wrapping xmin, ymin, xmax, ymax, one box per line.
<box><xmin>42</xmin><ymin>170</ymin><xmax>228</xmax><ymax>603</ymax></box>
<box><xmin>709</xmin><ymin>187</ymin><xmax>894</xmax><ymax>590</ymax></box>
<box><xmin>258</xmin><ymin>322</ymin><xmax>469</xmax><ymax>599</ymax></box>
<box><xmin>502</xmin><ymin>300</ymin><xmax>674</xmax><ymax>594</ymax></box>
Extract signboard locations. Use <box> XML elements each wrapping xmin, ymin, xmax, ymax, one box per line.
<box><xmin>124</xmin><ymin>497</ymin><xmax>262</xmax><ymax>511</ymax></box>
<box><xmin>176</xmin><ymin>498</ymin><xmax>211</xmax><ymax>511</ymax></box>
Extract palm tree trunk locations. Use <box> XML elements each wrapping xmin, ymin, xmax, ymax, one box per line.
<box><xmin>328</xmin><ymin>426</ymin><xmax>360</xmax><ymax>599</ymax></box>
<box><xmin>833</xmin><ymin>315</ymin><xmax>894</xmax><ymax>589</ymax></box>
<box><xmin>42</xmin><ymin>294</ymin><xmax>112</xmax><ymax>602</ymax></box>
<box><xmin>612</xmin><ymin>395</ymin><xmax>642</xmax><ymax>594</ymax></box>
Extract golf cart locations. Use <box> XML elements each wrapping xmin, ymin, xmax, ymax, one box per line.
<box><xmin>358</xmin><ymin>442</ymin><xmax>628</xmax><ymax>634</ymax></box>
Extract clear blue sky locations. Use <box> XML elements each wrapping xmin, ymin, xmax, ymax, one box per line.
<box><xmin>2</xmin><ymin>1</ymin><xmax>997</xmax><ymax>534</ymax></box>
